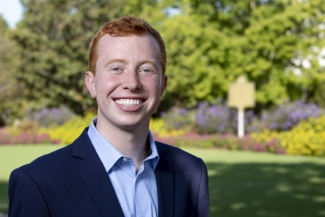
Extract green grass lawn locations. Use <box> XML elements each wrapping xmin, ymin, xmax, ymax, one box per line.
<box><xmin>0</xmin><ymin>145</ymin><xmax>62</xmax><ymax>214</ymax></box>
<box><xmin>1</xmin><ymin>145</ymin><xmax>325</xmax><ymax>216</ymax></box>
<box><xmin>185</xmin><ymin>148</ymin><xmax>325</xmax><ymax>217</ymax></box>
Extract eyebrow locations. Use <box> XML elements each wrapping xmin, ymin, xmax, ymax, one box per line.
<box><xmin>139</xmin><ymin>60</ymin><xmax>159</xmax><ymax>71</ymax></box>
<box><xmin>104</xmin><ymin>59</ymin><xmax>159</xmax><ymax>71</ymax></box>
<box><xmin>104</xmin><ymin>59</ymin><xmax>127</xmax><ymax>68</ymax></box>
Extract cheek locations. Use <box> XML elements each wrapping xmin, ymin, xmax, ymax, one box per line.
<box><xmin>151</xmin><ymin>80</ymin><xmax>163</xmax><ymax>97</ymax></box>
<box><xmin>143</xmin><ymin>76</ymin><xmax>161</xmax><ymax>91</ymax></box>
<box><xmin>94</xmin><ymin>75</ymin><xmax>118</xmax><ymax>96</ymax></box>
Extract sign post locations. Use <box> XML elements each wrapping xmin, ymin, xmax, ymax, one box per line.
<box><xmin>227</xmin><ymin>76</ymin><xmax>255</xmax><ymax>138</ymax></box>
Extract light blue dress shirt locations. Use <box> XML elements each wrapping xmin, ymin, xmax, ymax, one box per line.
<box><xmin>87</xmin><ymin>118</ymin><xmax>159</xmax><ymax>217</ymax></box>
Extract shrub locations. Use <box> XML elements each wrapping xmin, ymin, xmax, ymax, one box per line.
<box><xmin>195</xmin><ymin>101</ymin><xmax>235</xmax><ymax>134</ymax></box>
<box><xmin>26</xmin><ymin>106</ymin><xmax>76</xmax><ymax>128</ymax></box>
<box><xmin>252</xmin><ymin>115</ymin><xmax>325</xmax><ymax>156</ymax></box>
<box><xmin>257</xmin><ymin>101</ymin><xmax>325</xmax><ymax>132</ymax></box>
<box><xmin>43</xmin><ymin>114</ymin><xmax>187</xmax><ymax>145</ymax></box>
<box><xmin>195</xmin><ymin>100</ymin><xmax>256</xmax><ymax>134</ymax></box>
<box><xmin>174</xmin><ymin>133</ymin><xmax>218</xmax><ymax>148</ymax></box>
<box><xmin>194</xmin><ymin>100</ymin><xmax>325</xmax><ymax>134</ymax></box>
<box><xmin>251</xmin><ymin>129</ymin><xmax>280</xmax><ymax>144</ymax></box>
<box><xmin>157</xmin><ymin>131</ymin><xmax>285</xmax><ymax>154</ymax></box>
<box><xmin>216</xmin><ymin>137</ymin><xmax>239</xmax><ymax>150</ymax></box>
<box><xmin>0</xmin><ymin>122</ymin><xmax>56</xmax><ymax>145</ymax></box>
<box><xmin>249</xmin><ymin>131</ymin><xmax>285</xmax><ymax>154</ymax></box>
<box><xmin>160</xmin><ymin>107</ymin><xmax>195</xmax><ymax>131</ymax></box>
<box><xmin>150</xmin><ymin>118</ymin><xmax>187</xmax><ymax>138</ymax></box>
<box><xmin>279</xmin><ymin>115</ymin><xmax>325</xmax><ymax>156</ymax></box>
<box><xmin>160</xmin><ymin>100</ymin><xmax>325</xmax><ymax>135</ymax></box>
<box><xmin>41</xmin><ymin>113</ymin><xmax>95</xmax><ymax>144</ymax></box>
<box><xmin>214</xmin><ymin>134</ymin><xmax>285</xmax><ymax>153</ymax></box>
<box><xmin>4</xmin><ymin>121</ymin><xmax>40</xmax><ymax>135</ymax></box>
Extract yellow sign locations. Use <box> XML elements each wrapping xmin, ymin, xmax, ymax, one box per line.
<box><xmin>228</xmin><ymin>75</ymin><xmax>255</xmax><ymax>110</ymax></box>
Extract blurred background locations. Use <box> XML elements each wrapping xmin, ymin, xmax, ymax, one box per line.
<box><xmin>0</xmin><ymin>0</ymin><xmax>325</xmax><ymax>216</ymax></box>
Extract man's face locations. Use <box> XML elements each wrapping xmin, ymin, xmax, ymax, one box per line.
<box><xmin>85</xmin><ymin>34</ymin><xmax>167</xmax><ymax>131</ymax></box>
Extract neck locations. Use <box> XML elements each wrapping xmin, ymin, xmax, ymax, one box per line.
<box><xmin>95</xmin><ymin>118</ymin><xmax>150</xmax><ymax>171</ymax></box>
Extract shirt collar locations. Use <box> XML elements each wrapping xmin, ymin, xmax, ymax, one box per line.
<box><xmin>87</xmin><ymin>118</ymin><xmax>159</xmax><ymax>172</ymax></box>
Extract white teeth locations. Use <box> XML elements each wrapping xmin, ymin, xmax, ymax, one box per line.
<box><xmin>115</xmin><ymin>99</ymin><xmax>142</xmax><ymax>106</ymax></box>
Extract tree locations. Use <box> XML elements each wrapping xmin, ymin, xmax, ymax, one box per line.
<box><xmin>0</xmin><ymin>15</ymin><xmax>24</xmax><ymax>125</ymax></box>
<box><xmin>11</xmin><ymin>0</ymin><xmax>132</xmax><ymax>115</ymax></box>
<box><xmin>156</xmin><ymin>0</ymin><xmax>325</xmax><ymax>110</ymax></box>
<box><xmin>10</xmin><ymin>0</ymin><xmax>325</xmax><ymax>116</ymax></box>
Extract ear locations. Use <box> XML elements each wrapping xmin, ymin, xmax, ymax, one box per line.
<box><xmin>160</xmin><ymin>74</ymin><xmax>168</xmax><ymax>97</ymax></box>
<box><xmin>85</xmin><ymin>71</ymin><xmax>96</xmax><ymax>98</ymax></box>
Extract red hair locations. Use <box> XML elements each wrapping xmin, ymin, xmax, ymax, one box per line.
<box><xmin>88</xmin><ymin>16</ymin><xmax>166</xmax><ymax>75</ymax></box>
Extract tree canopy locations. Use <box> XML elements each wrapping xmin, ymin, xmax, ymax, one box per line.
<box><xmin>157</xmin><ymin>0</ymin><xmax>325</xmax><ymax>110</ymax></box>
<box><xmin>1</xmin><ymin>0</ymin><xmax>325</xmax><ymax>121</ymax></box>
<box><xmin>0</xmin><ymin>15</ymin><xmax>24</xmax><ymax>125</ymax></box>
<box><xmin>11</xmin><ymin>0</ymin><xmax>131</xmax><ymax>115</ymax></box>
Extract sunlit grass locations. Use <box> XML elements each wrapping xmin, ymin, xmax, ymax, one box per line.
<box><xmin>0</xmin><ymin>145</ymin><xmax>61</xmax><ymax>214</ymax></box>
<box><xmin>1</xmin><ymin>146</ymin><xmax>325</xmax><ymax>216</ymax></box>
<box><xmin>184</xmin><ymin>148</ymin><xmax>325</xmax><ymax>217</ymax></box>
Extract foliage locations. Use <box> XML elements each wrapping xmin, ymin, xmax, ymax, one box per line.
<box><xmin>195</xmin><ymin>101</ymin><xmax>235</xmax><ymax>134</ymax></box>
<box><xmin>221</xmin><ymin>134</ymin><xmax>284</xmax><ymax>153</ymax></box>
<box><xmin>41</xmin><ymin>112</ymin><xmax>95</xmax><ymax>144</ymax></box>
<box><xmin>251</xmin><ymin>100</ymin><xmax>325</xmax><ymax>132</ymax></box>
<box><xmin>0</xmin><ymin>130</ymin><xmax>53</xmax><ymax>145</ymax></box>
<box><xmin>157</xmin><ymin>131</ymin><xmax>285</xmax><ymax>154</ymax></box>
<box><xmin>158</xmin><ymin>13</ymin><xmax>229</xmax><ymax>109</ymax></box>
<box><xmin>280</xmin><ymin>116</ymin><xmax>325</xmax><ymax>156</ymax></box>
<box><xmin>252</xmin><ymin>115</ymin><xmax>325</xmax><ymax>156</ymax></box>
<box><xmin>10</xmin><ymin>0</ymin><xmax>151</xmax><ymax>115</ymax></box>
<box><xmin>314</xmin><ymin>80</ymin><xmax>325</xmax><ymax>108</ymax></box>
<box><xmin>194</xmin><ymin>100</ymin><xmax>325</xmax><ymax>134</ymax></box>
<box><xmin>26</xmin><ymin>106</ymin><xmax>76</xmax><ymax>128</ymax></box>
<box><xmin>5</xmin><ymin>121</ymin><xmax>40</xmax><ymax>136</ymax></box>
<box><xmin>149</xmin><ymin>118</ymin><xmax>187</xmax><ymax>138</ymax></box>
<box><xmin>215</xmin><ymin>136</ymin><xmax>239</xmax><ymax>150</ymax></box>
<box><xmin>0</xmin><ymin>121</ymin><xmax>56</xmax><ymax>145</ymax></box>
<box><xmin>2</xmin><ymin>0</ymin><xmax>325</xmax><ymax>119</ymax></box>
<box><xmin>157</xmin><ymin>0</ymin><xmax>325</xmax><ymax>111</ymax></box>
<box><xmin>251</xmin><ymin>129</ymin><xmax>279</xmax><ymax>145</ymax></box>
<box><xmin>193</xmin><ymin>100</ymin><xmax>257</xmax><ymax>134</ymax></box>
<box><xmin>174</xmin><ymin>134</ymin><xmax>218</xmax><ymax>148</ymax></box>
<box><xmin>0</xmin><ymin>15</ymin><xmax>25</xmax><ymax>125</ymax></box>
<box><xmin>160</xmin><ymin>107</ymin><xmax>195</xmax><ymax>130</ymax></box>
<box><xmin>0</xmin><ymin>14</ymin><xmax>8</xmax><ymax>32</ymax></box>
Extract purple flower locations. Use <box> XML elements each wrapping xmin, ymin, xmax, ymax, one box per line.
<box><xmin>26</xmin><ymin>105</ymin><xmax>76</xmax><ymax>127</ymax></box>
<box><xmin>262</xmin><ymin>100</ymin><xmax>325</xmax><ymax>132</ymax></box>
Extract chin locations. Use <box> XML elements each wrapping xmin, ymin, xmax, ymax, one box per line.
<box><xmin>115</xmin><ymin>118</ymin><xmax>150</xmax><ymax>131</ymax></box>
<box><xmin>117</xmin><ymin>123</ymin><xmax>145</xmax><ymax>131</ymax></box>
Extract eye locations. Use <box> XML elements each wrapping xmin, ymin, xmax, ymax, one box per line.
<box><xmin>142</xmin><ymin>68</ymin><xmax>151</xmax><ymax>73</ymax></box>
<box><xmin>109</xmin><ymin>67</ymin><xmax>123</xmax><ymax>74</ymax></box>
<box><xmin>139</xmin><ymin>68</ymin><xmax>156</xmax><ymax>75</ymax></box>
<box><xmin>112</xmin><ymin>67</ymin><xmax>121</xmax><ymax>71</ymax></box>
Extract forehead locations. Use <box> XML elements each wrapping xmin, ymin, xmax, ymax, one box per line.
<box><xmin>97</xmin><ymin>34</ymin><xmax>161</xmax><ymax>60</ymax></box>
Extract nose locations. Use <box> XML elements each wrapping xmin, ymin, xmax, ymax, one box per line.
<box><xmin>122</xmin><ymin>71</ymin><xmax>142</xmax><ymax>91</ymax></box>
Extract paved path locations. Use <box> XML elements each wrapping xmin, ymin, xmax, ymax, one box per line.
<box><xmin>0</xmin><ymin>213</ymin><xmax>7</xmax><ymax>217</ymax></box>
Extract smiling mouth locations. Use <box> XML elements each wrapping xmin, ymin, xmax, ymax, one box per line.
<box><xmin>115</xmin><ymin>99</ymin><xmax>144</xmax><ymax>106</ymax></box>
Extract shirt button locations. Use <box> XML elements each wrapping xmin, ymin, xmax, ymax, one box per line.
<box><xmin>123</xmin><ymin>158</ymin><xmax>127</xmax><ymax>162</ymax></box>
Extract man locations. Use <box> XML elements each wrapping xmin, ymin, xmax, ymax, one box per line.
<box><xmin>8</xmin><ymin>16</ymin><xmax>209</xmax><ymax>217</ymax></box>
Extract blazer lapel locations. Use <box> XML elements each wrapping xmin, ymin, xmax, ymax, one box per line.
<box><xmin>72</xmin><ymin>129</ymin><xmax>124</xmax><ymax>217</ymax></box>
<box><xmin>155</xmin><ymin>143</ymin><xmax>174</xmax><ymax>217</ymax></box>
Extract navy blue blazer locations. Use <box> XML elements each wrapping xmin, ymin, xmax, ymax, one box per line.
<box><xmin>8</xmin><ymin>128</ymin><xmax>209</xmax><ymax>217</ymax></box>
